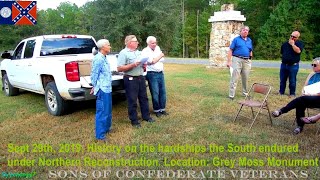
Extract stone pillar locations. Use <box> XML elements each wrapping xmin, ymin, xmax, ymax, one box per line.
<box><xmin>208</xmin><ymin>4</ymin><xmax>246</xmax><ymax>68</ymax></box>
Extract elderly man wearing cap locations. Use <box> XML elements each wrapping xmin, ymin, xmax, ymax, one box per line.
<box><xmin>90</xmin><ymin>39</ymin><xmax>112</xmax><ymax>141</ymax></box>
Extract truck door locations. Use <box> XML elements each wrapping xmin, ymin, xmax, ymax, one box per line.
<box><xmin>20</xmin><ymin>39</ymin><xmax>37</xmax><ymax>90</ymax></box>
<box><xmin>7</xmin><ymin>42</ymin><xmax>25</xmax><ymax>87</ymax></box>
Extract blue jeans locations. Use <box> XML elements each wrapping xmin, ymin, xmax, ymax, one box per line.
<box><xmin>95</xmin><ymin>90</ymin><xmax>112</xmax><ymax>140</ymax></box>
<box><xmin>146</xmin><ymin>71</ymin><xmax>167</xmax><ymax>112</ymax></box>
<box><xmin>124</xmin><ymin>76</ymin><xmax>150</xmax><ymax>125</ymax></box>
<box><xmin>279</xmin><ymin>63</ymin><xmax>299</xmax><ymax>95</ymax></box>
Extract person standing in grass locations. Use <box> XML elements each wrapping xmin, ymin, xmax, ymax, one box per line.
<box><xmin>278</xmin><ymin>31</ymin><xmax>304</xmax><ymax>98</ymax></box>
<box><xmin>141</xmin><ymin>36</ymin><xmax>168</xmax><ymax>118</ymax></box>
<box><xmin>117</xmin><ymin>35</ymin><xmax>155</xmax><ymax>128</ymax></box>
<box><xmin>90</xmin><ymin>39</ymin><xmax>112</xmax><ymax>141</ymax></box>
<box><xmin>227</xmin><ymin>26</ymin><xmax>253</xmax><ymax>100</ymax></box>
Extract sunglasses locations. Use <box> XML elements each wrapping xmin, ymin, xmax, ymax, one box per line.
<box><xmin>291</xmin><ymin>35</ymin><xmax>297</xmax><ymax>38</ymax></box>
<box><xmin>311</xmin><ymin>64</ymin><xmax>318</xmax><ymax>67</ymax></box>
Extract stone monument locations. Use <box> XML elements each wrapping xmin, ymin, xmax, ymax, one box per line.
<box><xmin>208</xmin><ymin>4</ymin><xmax>246</xmax><ymax>68</ymax></box>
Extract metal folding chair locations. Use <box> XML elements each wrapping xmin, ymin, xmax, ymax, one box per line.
<box><xmin>233</xmin><ymin>83</ymin><xmax>273</xmax><ymax>130</ymax></box>
<box><xmin>307</xmin><ymin>108</ymin><xmax>320</xmax><ymax>135</ymax></box>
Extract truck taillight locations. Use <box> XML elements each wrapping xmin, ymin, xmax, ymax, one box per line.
<box><xmin>65</xmin><ymin>62</ymin><xmax>80</xmax><ymax>81</ymax></box>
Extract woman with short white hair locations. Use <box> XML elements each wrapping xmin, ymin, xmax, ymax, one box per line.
<box><xmin>90</xmin><ymin>39</ymin><xmax>113</xmax><ymax>141</ymax></box>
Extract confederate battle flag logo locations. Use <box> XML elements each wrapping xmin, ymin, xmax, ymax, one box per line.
<box><xmin>0</xmin><ymin>1</ymin><xmax>37</xmax><ymax>25</ymax></box>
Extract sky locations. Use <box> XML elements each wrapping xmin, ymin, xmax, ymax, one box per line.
<box><xmin>36</xmin><ymin>0</ymin><xmax>92</xmax><ymax>10</ymax></box>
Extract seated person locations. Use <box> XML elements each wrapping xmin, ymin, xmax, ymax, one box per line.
<box><xmin>272</xmin><ymin>57</ymin><xmax>320</xmax><ymax>134</ymax></box>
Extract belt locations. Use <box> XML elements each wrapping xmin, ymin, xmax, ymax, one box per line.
<box><xmin>124</xmin><ymin>75</ymin><xmax>143</xmax><ymax>78</ymax></box>
<box><xmin>147</xmin><ymin>71</ymin><xmax>163</xmax><ymax>73</ymax></box>
<box><xmin>282</xmin><ymin>63</ymin><xmax>298</xmax><ymax>66</ymax></box>
<box><xmin>233</xmin><ymin>55</ymin><xmax>250</xmax><ymax>60</ymax></box>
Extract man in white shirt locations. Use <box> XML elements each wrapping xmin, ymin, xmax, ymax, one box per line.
<box><xmin>142</xmin><ymin>36</ymin><xmax>168</xmax><ymax>117</ymax></box>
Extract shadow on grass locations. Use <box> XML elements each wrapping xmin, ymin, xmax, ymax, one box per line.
<box><xmin>68</xmin><ymin>93</ymin><xmax>127</xmax><ymax>114</ymax></box>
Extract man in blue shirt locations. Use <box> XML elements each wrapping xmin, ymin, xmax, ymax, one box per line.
<box><xmin>90</xmin><ymin>39</ymin><xmax>112</xmax><ymax>141</ymax></box>
<box><xmin>117</xmin><ymin>35</ymin><xmax>155</xmax><ymax>128</ymax></box>
<box><xmin>227</xmin><ymin>26</ymin><xmax>253</xmax><ymax>100</ymax></box>
<box><xmin>279</xmin><ymin>31</ymin><xmax>304</xmax><ymax>97</ymax></box>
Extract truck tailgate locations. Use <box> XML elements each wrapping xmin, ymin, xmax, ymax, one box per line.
<box><xmin>78</xmin><ymin>60</ymin><xmax>123</xmax><ymax>88</ymax></box>
<box><xmin>81</xmin><ymin>75</ymin><xmax>123</xmax><ymax>88</ymax></box>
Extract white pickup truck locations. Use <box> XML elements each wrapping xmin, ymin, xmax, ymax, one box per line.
<box><xmin>0</xmin><ymin>35</ymin><xmax>124</xmax><ymax>116</ymax></box>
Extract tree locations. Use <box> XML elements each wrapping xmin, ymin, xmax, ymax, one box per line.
<box><xmin>182</xmin><ymin>0</ymin><xmax>214</xmax><ymax>57</ymax></box>
<box><xmin>85</xmin><ymin>0</ymin><xmax>181</xmax><ymax>53</ymax></box>
<box><xmin>1</xmin><ymin>0</ymin><xmax>319</xmax><ymax>59</ymax></box>
<box><xmin>237</xmin><ymin>0</ymin><xmax>282</xmax><ymax>47</ymax></box>
<box><xmin>255</xmin><ymin>0</ymin><xmax>318</xmax><ymax>60</ymax></box>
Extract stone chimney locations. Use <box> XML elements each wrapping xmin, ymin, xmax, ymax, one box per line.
<box><xmin>208</xmin><ymin>4</ymin><xmax>246</xmax><ymax>68</ymax></box>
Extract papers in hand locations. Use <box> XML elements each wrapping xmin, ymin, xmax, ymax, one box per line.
<box><xmin>229</xmin><ymin>67</ymin><xmax>233</xmax><ymax>76</ymax></box>
<box><xmin>136</xmin><ymin>56</ymin><xmax>149</xmax><ymax>64</ymax></box>
<box><xmin>159</xmin><ymin>57</ymin><xmax>165</xmax><ymax>62</ymax></box>
<box><xmin>303</xmin><ymin>82</ymin><xmax>320</xmax><ymax>95</ymax></box>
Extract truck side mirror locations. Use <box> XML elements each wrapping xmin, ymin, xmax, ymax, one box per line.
<box><xmin>1</xmin><ymin>52</ymin><xmax>12</xmax><ymax>59</ymax></box>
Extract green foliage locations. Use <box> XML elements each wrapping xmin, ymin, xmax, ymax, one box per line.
<box><xmin>182</xmin><ymin>0</ymin><xmax>213</xmax><ymax>58</ymax></box>
<box><xmin>80</xmin><ymin>0</ymin><xmax>181</xmax><ymax>52</ymax></box>
<box><xmin>0</xmin><ymin>0</ymin><xmax>319</xmax><ymax>59</ymax></box>
<box><xmin>255</xmin><ymin>0</ymin><xmax>319</xmax><ymax>60</ymax></box>
<box><xmin>237</xmin><ymin>0</ymin><xmax>282</xmax><ymax>47</ymax></box>
<box><xmin>255</xmin><ymin>0</ymin><xmax>293</xmax><ymax>60</ymax></box>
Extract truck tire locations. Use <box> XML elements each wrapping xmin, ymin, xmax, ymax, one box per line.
<box><xmin>2</xmin><ymin>74</ymin><xmax>19</xmax><ymax>96</ymax></box>
<box><xmin>45</xmin><ymin>82</ymin><xmax>68</xmax><ymax>116</ymax></box>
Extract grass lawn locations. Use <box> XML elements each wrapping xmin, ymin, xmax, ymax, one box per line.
<box><xmin>0</xmin><ymin>64</ymin><xmax>319</xmax><ymax>179</ymax></box>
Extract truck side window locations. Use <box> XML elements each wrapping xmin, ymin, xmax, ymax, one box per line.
<box><xmin>12</xmin><ymin>42</ymin><xmax>25</xmax><ymax>60</ymax></box>
<box><xmin>24</xmin><ymin>40</ymin><xmax>36</xmax><ymax>58</ymax></box>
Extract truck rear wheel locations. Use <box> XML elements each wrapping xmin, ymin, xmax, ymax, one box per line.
<box><xmin>2</xmin><ymin>74</ymin><xmax>19</xmax><ymax>96</ymax></box>
<box><xmin>45</xmin><ymin>82</ymin><xmax>68</xmax><ymax>116</ymax></box>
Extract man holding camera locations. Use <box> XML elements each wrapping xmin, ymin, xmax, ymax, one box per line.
<box><xmin>279</xmin><ymin>31</ymin><xmax>304</xmax><ymax>97</ymax></box>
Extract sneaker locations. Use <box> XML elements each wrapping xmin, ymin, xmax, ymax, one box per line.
<box><xmin>228</xmin><ymin>96</ymin><xmax>234</xmax><ymax>100</ymax></box>
<box><xmin>132</xmin><ymin>123</ymin><xmax>142</xmax><ymax>128</ymax></box>
<box><xmin>96</xmin><ymin>139</ymin><xmax>107</xmax><ymax>143</ymax></box>
<box><xmin>144</xmin><ymin>118</ymin><xmax>155</xmax><ymax>123</ymax></box>
<box><xmin>161</xmin><ymin>111</ymin><xmax>169</xmax><ymax>116</ymax></box>
<box><xmin>106</xmin><ymin>129</ymin><xmax>114</xmax><ymax>134</ymax></box>
<box><xmin>271</xmin><ymin>110</ymin><xmax>282</xmax><ymax>117</ymax></box>
<box><xmin>289</xmin><ymin>95</ymin><xmax>296</xmax><ymax>98</ymax></box>
<box><xmin>155</xmin><ymin>112</ymin><xmax>162</xmax><ymax>117</ymax></box>
<box><xmin>293</xmin><ymin>126</ymin><xmax>303</xmax><ymax>134</ymax></box>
